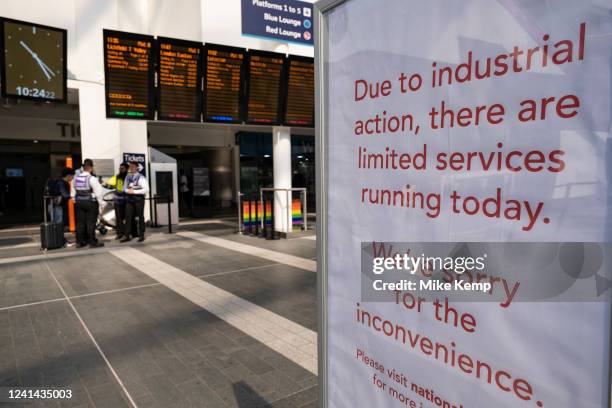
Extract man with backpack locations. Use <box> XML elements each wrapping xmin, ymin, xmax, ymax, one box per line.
<box><xmin>46</xmin><ymin>167</ymin><xmax>75</xmax><ymax>229</ymax></box>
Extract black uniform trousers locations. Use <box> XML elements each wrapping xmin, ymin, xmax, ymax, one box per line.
<box><xmin>75</xmin><ymin>200</ymin><xmax>99</xmax><ymax>245</ymax></box>
<box><xmin>125</xmin><ymin>198</ymin><xmax>145</xmax><ymax>239</ymax></box>
<box><xmin>114</xmin><ymin>199</ymin><xmax>126</xmax><ymax>238</ymax></box>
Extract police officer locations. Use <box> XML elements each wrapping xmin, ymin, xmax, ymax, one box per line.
<box><xmin>104</xmin><ymin>162</ymin><xmax>129</xmax><ymax>240</ymax></box>
<box><xmin>70</xmin><ymin>159</ymin><xmax>106</xmax><ymax>248</ymax></box>
<box><xmin>121</xmin><ymin>161</ymin><xmax>149</xmax><ymax>242</ymax></box>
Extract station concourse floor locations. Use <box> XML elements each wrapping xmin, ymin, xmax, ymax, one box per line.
<box><xmin>0</xmin><ymin>218</ymin><xmax>318</xmax><ymax>408</ymax></box>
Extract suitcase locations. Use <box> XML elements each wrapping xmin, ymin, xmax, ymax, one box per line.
<box><xmin>40</xmin><ymin>195</ymin><xmax>64</xmax><ymax>250</ymax></box>
<box><xmin>40</xmin><ymin>222</ymin><xmax>64</xmax><ymax>250</ymax></box>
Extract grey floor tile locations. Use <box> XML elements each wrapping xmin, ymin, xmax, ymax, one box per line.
<box><xmin>0</xmin><ymin>261</ymin><xmax>63</xmax><ymax>309</ymax></box>
<box><xmin>0</xmin><ymin>222</ymin><xmax>320</xmax><ymax>408</ymax></box>
<box><xmin>46</xmin><ymin>254</ymin><xmax>156</xmax><ymax>297</ymax></box>
<box><xmin>201</xmin><ymin>264</ymin><xmax>316</xmax><ymax>331</ymax></box>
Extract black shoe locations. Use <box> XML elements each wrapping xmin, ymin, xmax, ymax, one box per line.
<box><xmin>76</xmin><ymin>243</ymin><xmax>87</xmax><ymax>248</ymax></box>
<box><xmin>89</xmin><ymin>242</ymin><xmax>105</xmax><ymax>248</ymax></box>
<box><xmin>137</xmin><ymin>236</ymin><xmax>145</xmax><ymax>242</ymax></box>
<box><xmin>120</xmin><ymin>236</ymin><xmax>132</xmax><ymax>243</ymax></box>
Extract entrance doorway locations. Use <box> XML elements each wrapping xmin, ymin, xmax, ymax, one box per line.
<box><xmin>0</xmin><ymin>140</ymin><xmax>80</xmax><ymax>226</ymax></box>
<box><xmin>151</xmin><ymin>145</ymin><xmax>236</xmax><ymax>218</ymax></box>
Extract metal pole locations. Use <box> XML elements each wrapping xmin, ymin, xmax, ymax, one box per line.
<box><xmin>153</xmin><ymin>196</ymin><xmax>158</xmax><ymax>228</ymax></box>
<box><xmin>263</xmin><ymin>193</ymin><xmax>268</xmax><ymax>239</ymax></box>
<box><xmin>43</xmin><ymin>195</ymin><xmax>48</xmax><ymax>224</ymax></box>
<box><xmin>303</xmin><ymin>189</ymin><xmax>308</xmax><ymax>231</ymax></box>
<box><xmin>248</xmin><ymin>199</ymin><xmax>253</xmax><ymax>235</ymax></box>
<box><xmin>287</xmin><ymin>189</ymin><xmax>291</xmax><ymax>237</ymax></box>
<box><xmin>271</xmin><ymin>192</ymin><xmax>277</xmax><ymax>240</ymax></box>
<box><xmin>260</xmin><ymin>189</ymin><xmax>264</xmax><ymax>231</ymax></box>
<box><xmin>167</xmin><ymin>196</ymin><xmax>172</xmax><ymax>234</ymax></box>
<box><xmin>254</xmin><ymin>196</ymin><xmax>259</xmax><ymax>236</ymax></box>
<box><xmin>149</xmin><ymin>192</ymin><xmax>154</xmax><ymax>227</ymax></box>
<box><xmin>237</xmin><ymin>192</ymin><xmax>243</xmax><ymax>234</ymax></box>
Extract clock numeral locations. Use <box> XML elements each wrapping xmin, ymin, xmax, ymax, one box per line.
<box><xmin>16</xmin><ymin>86</ymin><xmax>56</xmax><ymax>99</ymax></box>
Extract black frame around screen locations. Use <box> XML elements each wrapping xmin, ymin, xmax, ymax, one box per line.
<box><xmin>103</xmin><ymin>29</ymin><xmax>155</xmax><ymax>120</ymax></box>
<box><xmin>282</xmin><ymin>54</ymin><xmax>315</xmax><ymax>128</ymax></box>
<box><xmin>202</xmin><ymin>43</ymin><xmax>247</xmax><ymax>124</ymax></box>
<box><xmin>244</xmin><ymin>49</ymin><xmax>287</xmax><ymax>126</ymax></box>
<box><xmin>0</xmin><ymin>17</ymin><xmax>68</xmax><ymax>103</ymax></box>
<box><xmin>156</xmin><ymin>36</ymin><xmax>203</xmax><ymax>122</ymax></box>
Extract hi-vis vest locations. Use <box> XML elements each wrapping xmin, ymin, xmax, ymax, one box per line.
<box><xmin>74</xmin><ymin>174</ymin><xmax>94</xmax><ymax>202</ymax></box>
<box><xmin>107</xmin><ymin>175</ymin><xmax>126</xmax><ymax>202</ymax></box>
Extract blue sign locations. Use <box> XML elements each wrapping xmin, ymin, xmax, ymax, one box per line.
<box><xmin>241</xmin><ymin>0</ymin><xmax>314</xmax><ymax>46</ymax></box>
<box><xmin>123</xmin><ymin>153</ymin><xmax>146</xmax><ymax>177</ymax></box>
<box><xmin>5</xmin><ymin>168</ymin><xmax>23</xmax><ymax>177</ymax></box>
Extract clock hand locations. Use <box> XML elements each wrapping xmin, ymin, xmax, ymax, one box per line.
<box><xmin>20</xmin><ymin>41</ymin><xmax>55</xmax><ymax>81</ymax></box>
<box><xmin>35</xmin><ymin>58</ymin><xmax>52</xmax><ymax>81</ymax></box>
<box><xmin>36</xmin><ymin>57</ymin><xmax>56</xmax><ymax>78</ymax></box>
<box><xmin>19</xmin><ymin>41</ymin><xmax>36</xmax><ymax>57</ymax></box>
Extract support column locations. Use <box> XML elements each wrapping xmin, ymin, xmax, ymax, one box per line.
<box><xmin>273</xmin><ymin>126</ymin><xmax>292</xmax><ymax>234</ymax></box>
<box><xmin>77</xmin><ymin>81</ymin><xmax>150</xmax><ymax>221</ymax></box>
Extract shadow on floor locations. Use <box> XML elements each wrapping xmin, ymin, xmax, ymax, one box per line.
<box><xmin>0</xmin><ymin>237</ymin><xmax>33</xmax><ymax>247</ymax></box>
<box><xmin>233</xmin><ymin>380</ymin><xmax>272</xmax><ymax>407</ymax></box>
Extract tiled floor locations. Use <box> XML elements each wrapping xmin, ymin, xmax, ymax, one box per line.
<box><xmin>0</xmin><ymin>220</ymin><xmax>318</xmax><ymax>407</ymax></box>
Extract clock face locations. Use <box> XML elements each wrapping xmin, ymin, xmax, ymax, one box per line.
<box><xmin>1</xmin><ymin>19</ymin><xmax>66</xmax><ymax>101</ymax></box>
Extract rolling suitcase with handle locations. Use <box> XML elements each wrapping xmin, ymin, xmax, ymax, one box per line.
<box><xmin>40</xmin><ymin>195</ymin><xmax>64</xmax><ymax>250</ymax></box>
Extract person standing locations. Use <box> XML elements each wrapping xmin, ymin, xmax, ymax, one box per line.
<box><xmin>179</xmin><ymin>168</ymin><xmax>191</xmax><ymax>216</ymax></box>
<box><xmin>47</xmin><ymin>167</ymin><xmax>74</xmax><ymax>228</ymax></box>
<box><xmin>70</xmin><ymin>159</ymin><xmax>105</xmax><ymax>248</ymax></box>
<box><xmin>121</xmin><ymin>161</ymin><xmax>149</xmax><ymax>242</ymax></box>
<box><xmin>104</xmin><ymin>162</ymin><xmax>128</xmax><ymax>240</ymax></box>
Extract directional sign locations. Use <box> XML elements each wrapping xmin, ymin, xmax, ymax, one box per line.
<box><xmin>241</xmin><ymin>0</ymin><xmax>314</xmax><ymax>46</ymax></box>
<box><xmin>123</xmin><ymin>152</ymin><xmax>146</xmax><ymax>176</ymax></box>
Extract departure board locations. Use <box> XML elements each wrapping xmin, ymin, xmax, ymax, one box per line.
<box><xmin>203</xmin><ymin>44</ymin><xmax>246</xmax><ymax>123</ymax></box>
<box><xmin>283</xmin><ymin>56</ymin><xmax>314</xmax><ymax>127</ymax></box>
<box><xmin>0</xmin><ymin>18</ymin><xmax>67</xmax><ymax>102</ymax></box>
<box><xmin>157</xmin><ymin>37</ymin><xmax>202</xmax><ymax>122</ymax></box>
<box><xmin>246</xmin><ymin>50</ymin><xmax>285</xmax><ymax>125</ymax></box>
<box><xmin>103</xmin><ymin>30</ymin><xmax>154</xmax><ymax>119</ymax></box>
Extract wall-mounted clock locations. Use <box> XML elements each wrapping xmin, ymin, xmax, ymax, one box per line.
<box><xmin>0</xmin><ymin>18</ymin><xmax>67</xmax><ymax>102</ymax></box>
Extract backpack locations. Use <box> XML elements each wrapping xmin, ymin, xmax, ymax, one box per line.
<box><xmin>45</xmin><ymin>178</ymin><xmax>60</xmax><ymax>197</ymax></box>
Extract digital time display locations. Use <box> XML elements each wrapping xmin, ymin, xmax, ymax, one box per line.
<box><xmin>283</xmin><ymin>56</ymin><xmax>314</xmax><ymax>127</ymax></box>
<box><xmin>203</xmin><ymin>44</ymin><xmax>246</xmax><ymax>123</ymax></box>
<box><xmin>157</xmin><ymin>37</ymin><xmax>202</xmax><ymax>122</ymax></box>
<box><xmin>246</xmin><ymin>50</ymin><xmax>285</xmax><ymax>125</ymax></box>
<box><xmin>103</xmin><ymin>30</ymin><xmax>154</xmax><ymax>119</ymax></box>
<box><xmin>0</xmin><ymin>18</ymin><xmax>67</xmax><ymax>102</ymax></box>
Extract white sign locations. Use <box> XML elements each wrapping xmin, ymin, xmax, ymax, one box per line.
<box><xmin>321</xmin><ymin>0</ymin><xmax>611</xmax><ymax>407</ymax></box>
<box><xmin>91</xmin><ymin>159</ymin><xmax>115</xmax><ymax>178</ymax></box>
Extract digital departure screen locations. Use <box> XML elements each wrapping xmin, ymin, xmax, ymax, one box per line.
<box><xmin>284</xmin><ymin>56</ymin><xmax>314</xmax><ymax>127</ymax></box>
<box><xmin>246</xmin><ymin>50</ymin><xmax>285</xmax><ymax>125</ymax></box>
<box><xmin>103</xmin><ymin>30</ymin><xmax>154</xmax><ymax>119</ymax></box>
<box><xmin>0</xmin><ymin>18</ymin><xmax>67</xmax><ymax>102</ymax></box>
<box><xmin>157</xmin><ymin>37</ymin><xmax>202</xmax><ymax>122</ymax></box>
<box><xmin>203</xmin><ymin>44</ymin><xmax>246</xmax><ymax>123</ymax></box>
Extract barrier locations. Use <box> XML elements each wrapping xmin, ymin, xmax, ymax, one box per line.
<box><xmin>260</xmin><ymin>188</ymin><xmax>308</xmax><ymax>235</ymax></box>
<box><xmin>237</xmin><ymin>188</ymin><xmax>307</xmax><ymax>239</ymax></box>
<box><xmin>103</xmin><ymin>190</ymin><xmax>173</xmax><ymax>235</ymax></box>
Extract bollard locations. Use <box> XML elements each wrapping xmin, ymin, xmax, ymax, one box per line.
<box><xmin>254</xmin><ymin>198</ymin><xmax>260</xmax><ymax>236</ymax></box>
<box><xmin>167</xmin><ymin>196</ymin><xmax>172</xmax><ymax>234</ymax></box>
<box><xmin>263</xmin><ymin>194</ymin><xmax>271</xmax><ymax>240</ymax></box>
<box><xmin>248</xmin><ymin>199</ymin><xmax>254</xmax><ymax>235</ymax></box>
